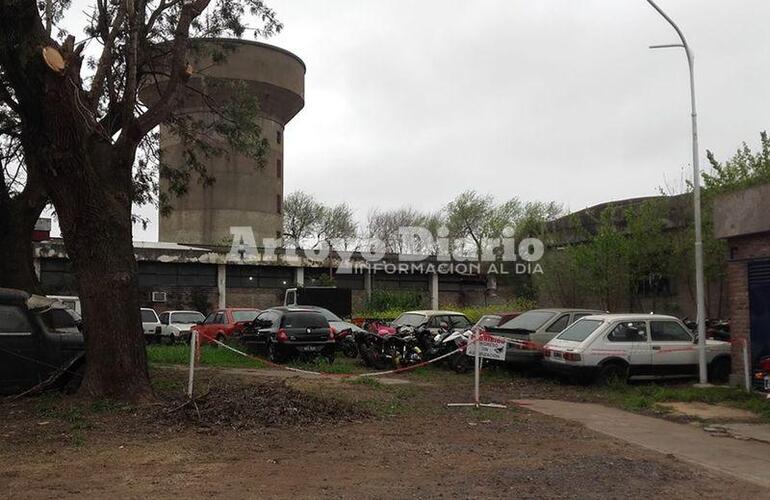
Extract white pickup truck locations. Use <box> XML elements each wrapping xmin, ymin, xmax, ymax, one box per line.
<box><xmin>542</xmin><ymin>314</ymin><xmax>731</xmax><ymax>384</ymax></box>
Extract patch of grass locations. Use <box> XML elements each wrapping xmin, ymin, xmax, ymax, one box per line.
<box><xmin>360</xmin><ymin>385</ymin><xmax>417</xmax><ymax>417</ymax></box>
<box><xmin>348</xmin><ymin>376</ymin><xmax>384</xmax><ymax>388</ymax></box>
<box><xmin>287</xmin><ymin>356</ymin><xmax>364</xmax><ymax>374</ymax></box>
<box><xmin>147</xmin><ymin>344</ymin><xmax>265</xmax><ymax>369</ymax></box>
<box><xmin>605</xmin><ymin>383</ymin><xmax>770</xmax><ymax>422</ymax></box>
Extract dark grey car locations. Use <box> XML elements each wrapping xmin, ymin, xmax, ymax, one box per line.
<box><xmin>240</xmin><ymin>307</ymin><xmax>335</xmax><ymax>363</ymax></box>
<box><xmin>0</xmin><ymin>289</ymin><xmax>84</xmax><ymax>395</ymax></box>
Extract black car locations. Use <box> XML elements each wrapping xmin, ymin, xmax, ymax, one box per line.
<box><xmin>0</xmin><ymin>289</ymin><xmax>85</xmax><ymax>395</ymax></box>
<box><xmin>240</xmin><ymin>307</ymin><xmax>335</xmax><ymax>363</ymax></box>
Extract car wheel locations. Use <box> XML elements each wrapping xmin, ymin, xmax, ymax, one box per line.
<box><xmin>596</xmin><ymin>362</ymin><xmax>628</xmax><ymax>385</ymax></box>
<box><xmin>708</xmin><ymin>357</ymin><xmax>731</xmax><ymax>384</ymax></box>
<box><xmin>213</xmin><ymin>333</ymin><xmax>225</xmax><ymax>347</ymax></box>
<box><xmin>168</xmin><ymin>333</ymin><xmax>176</xmax><ymax>345</ymax></box>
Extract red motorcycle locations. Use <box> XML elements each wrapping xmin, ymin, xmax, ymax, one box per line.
<box><xmin>754</xmin><ymin>356</ymin><xmax>770</xmax><ymax>394</ymax></box>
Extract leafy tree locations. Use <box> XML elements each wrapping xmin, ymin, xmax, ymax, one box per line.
<box><xmin>315</xmin><ymin>202</ymin><xmax>357</xmax><ymax>249</ymax></box>
<box><xmin>572</xmin><ymin>208</ymin><xmax>629</xmax><ymax>312</ymax></box>
<box><xmin>366</xmin><ymin>207</ymin><xmax>430</xmax><ymax>254</ymax></box>
<box><xmin>446</xmin><ymin>190</ymin><xmax>523</xmax><ymax>263</ymax></box>
<box><xmin>703</xmin><ymin>131</ymin><xmax>770</xmax><ymax>195</ymax></box>
<box><xmin>0</xmin><ymin>0</ymin><xmax>281</xmax><ymax>401</ymax></box>
<box><xmin>282</xmin><ymin>190</ymin><xmax>324</xmax><ymax>247</ymax></box>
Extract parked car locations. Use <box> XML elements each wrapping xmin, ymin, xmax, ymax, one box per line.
<box><xmin>542</xmin><ymin>314</ymin><xmax>732</xmax><ymax>384</ymax></box>
<box><xmin>473</xmin><ymin>312</ymin><xmax>521</xmax><ymax>331</ymax></box>
<box><xmin>0</xmin><ymin>289</ymin><xmax>84</xmax><ymax>395</ymax></box>
<box><xmin>141</xmin><ymin>308</ymin><xmax>162</xmax><ymax>343</ymax></box>
<box><xmin>391</xmin><ymin>310</ymin><xmax>473</xmax><ymax>334</ymax></box>
<box><xmin>487</xmin><ymin>308</ymin><xmax>602</xmax><ymax>366</ymax></box>
<box><xmin>240</xmin><ymin>307</ymin><xmax>335</xmax><ymax>363</ymax></box>
<box><xmin>192</xmin><ymin>308</ymin><xmax>261</xmax><ymax>345</ymax></box>
<box><xmin>156</xmin><ymin>310</ymin><xmax>205</xmax><ymax>344</ymax></box>
<box><xmin>287</xmin><ymin>305</ymin><xmax>366</xmax><ymax>334</ymax></box>
<box><xmin>47</xmin><ymin>295</ymin><xmax>82</xmax><ymax>315</ymax></box>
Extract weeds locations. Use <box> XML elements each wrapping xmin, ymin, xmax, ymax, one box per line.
<box><xmin>605</xmin><ymin>383</ymin><xmax>770</xmax><ymax>422</ymax></box>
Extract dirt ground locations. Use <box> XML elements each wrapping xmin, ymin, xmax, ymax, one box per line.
<box><xmin>1</xmin><ymin>365</ymin><xmax>768</xmax><ymax>500</ymax></box>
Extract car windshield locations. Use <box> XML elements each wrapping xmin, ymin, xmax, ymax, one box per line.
<box><xmin>141</xmin><ymin>309</ymin><xmax>158</xmax><ymax>322</ymax></box>
<box><xmin>232</xmin><ymin>310</ymin><xmax>260</xmax><ymax>322</ymax></box>
<box><xmin>557</xmin><ymin>319</ymin><xmax>604</xmax><ymax>342</ymax></box>
<box><xmin>474</xmin><ymin>315</ymin><xmax>501</xmax><ymax>329</ymax></box>
<box><xmin>282</xmin><ymin>312</ymin><xmax>328</xmax><ymax>329</ymax></box>
<box><xmin>392</xmin><ymin>313</ymin><xmax>427</xmax><ymax>327</ymax></box>
<box><xmin>171</xmin><ymin>312</ymin><xmax>204</xmax><ymax>324</ymax></box>
<box><xmin>312</xmin><ymin>307</ymin><xmax>342</xmax><ymax>322</ymax></box>
<box><xmin>498</xmin><ymin>311</ymin><xmax>556</xmax><ymax>331</ymax></box>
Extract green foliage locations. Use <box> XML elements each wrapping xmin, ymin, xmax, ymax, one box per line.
<box><xmin>703</xmin><ymin>131</ymin><xmax>770</xmax><ymax>196</ymax></box>
<box><xmin>606</xmin><ymin>384</ymin><xmax>770</xmax><ymax>422</ymax></box>
<box><xmin>364</xmin><ymin>290</ymin><xmax>423</xmax><ymax>312</ymax></box>
<box><xmin>146</xmin><ymin>344</ymin><xmax>265</xmax><ymax>369</ymax></box>
<box><xmin>282</xmin><ymin>190</ymin><xmax>357</xmax><ymax>248</ymax></box>
<box><xmin>443</xmin><ymin>300</ymin><xmax>537</xmax><ymax>322</ymax></box>
<box><xmin>356</xmin><ymin>299</ymin><xmax>536</xmax><ymax>323</ymax></box>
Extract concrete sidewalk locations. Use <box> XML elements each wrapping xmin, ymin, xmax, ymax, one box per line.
<box><xmin>513</xmin><ymin>399</ymin><xmax>770</xmax><ymax>489</ymax></box>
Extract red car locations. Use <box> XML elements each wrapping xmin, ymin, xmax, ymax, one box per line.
<box><xmin>192</xmin><ymin>308</ymin><xmax>260</xmax><ymax>345</ymax></box>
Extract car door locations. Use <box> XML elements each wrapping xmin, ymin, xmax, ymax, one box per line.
<box><xmin>0</xmin><ymin>304</ymin><xmax>41</xmax><ymax>392</ymax></box>
<box><xmin>199</xmin><ymin>312</ymin><xmax>217</xmax><ymax>338</ymax></box>
<box><xmin>650</xmin><ymin>320</ymin><xmax>697</xmax><ymax>378</ymax></box>
<box><xmin>604</xmin><ymin>321</ymin><xmax>653</xmax><ymax>377</ymax></box>
<box><xmin>253</xmin><ymin>311</ymin><xmax>276</xmax><ymax>347</ymax></box>
<box><xmin>533</xmin><ymin>313</ymin><xmax>571</xmax><ymax>346</ymax></box>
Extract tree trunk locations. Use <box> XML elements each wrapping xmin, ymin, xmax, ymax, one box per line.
<box><xmin>54</xmin><ymin>173</ymin><xmax>153</xmax><ymax>402</ymax></box>
<box><xmin>0</xmin><ymin>194</ymin><xmax>45</xmax><ymax>293</ymax></box>
<box><xmin>1</xmin><ymin>0</ymin><xmax>153</xmax><ymax>402</ymax></box>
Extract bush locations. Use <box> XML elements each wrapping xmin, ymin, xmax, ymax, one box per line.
<box><xmin>354</xmin><ymin>297</ymin><xmax>536</xmax><ymax>323</ymax></box>
<box><xmin>363</xmin><ymin>290</ymin><xmax>423</xmax><ymax>313</ymax></box>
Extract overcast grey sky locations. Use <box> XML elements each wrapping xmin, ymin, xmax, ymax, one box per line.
<box><xmin>57</xmin><ymin>1</ymin><xmax>770</xmax><ymax>241</ymax></box>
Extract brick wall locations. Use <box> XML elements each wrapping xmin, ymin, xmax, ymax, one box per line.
<box><xmin>725</xmin><ymin>231</ymin><xmax>770</xmax><ymax>385</ymax></box>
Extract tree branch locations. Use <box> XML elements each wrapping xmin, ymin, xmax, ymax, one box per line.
<box><xmin>122</xmin><ymin>0</ymin><xmax>210</xmax><ymax>145</ymax></box>
<box><xmin>89</xmin><ymin>2</ymin><xmax>127</xmax><ymax>110</ymax></box>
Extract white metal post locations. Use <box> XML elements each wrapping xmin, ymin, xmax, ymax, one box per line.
<box><xmin>187</xmin><ymin>330</ymin><xmax>197</xmax><ymax>398</ymax></box>
<box><xmin>646</xmin><ymin>0</ymin><xmax>708</xmax><ymax>383</ymax></box>
<box><xmin>743</xmin><ymin>340</ymin><xmax>751</xmax><ymax>393</ymax></box>
<box><xmin>474</xmin><ymin>331</ymin><xmax>481</xmax><ymax>406</ymax></box>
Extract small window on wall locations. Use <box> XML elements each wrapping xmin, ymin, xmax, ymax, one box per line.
<box><xmin>276</xmin><ymin>159</ymin><xmax>282</xmax><ymax>178</ymax></box>
<box><xmin>276</xmin><ymin>130</ymin><xmax>282</xmax><ymax>144</ymax></box>
<box><xmin>276</xmin><ymin>194</ymin><xmax>282</xmax><ymax>214</ymax></box>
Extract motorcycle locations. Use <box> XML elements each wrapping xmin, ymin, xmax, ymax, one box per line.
<box><xmin>335</xmin><ymin>328</ymin><xmax>359</xmax><ymax>358</ymax></box>
<box><xmin>754</xmin><ymin>355</ymin><xmax>770</xmax><ymax>394</ymax></box>
<box><xmin>355</xmin><ymin>325</ymin><xmax>424</xmax><ymax>369</ymax></box>
<box><xmin>381</xmin><ymin>326</ymin><xmax>424</xmax><ymax>368</ymax></box>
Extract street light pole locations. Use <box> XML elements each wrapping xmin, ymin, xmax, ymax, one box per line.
<box><xmin>645</xmin><ymin>0</ymin><xmax>708</xmax><ymax>384</ymax></box>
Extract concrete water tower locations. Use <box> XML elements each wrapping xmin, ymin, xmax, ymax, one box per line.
<box><xmin>150</xmin><ymin>39</ymin><xmax>305</xmax><ymax>246</ymax></box>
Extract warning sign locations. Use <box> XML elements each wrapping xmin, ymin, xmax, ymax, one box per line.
<box><xmin>465</xmin><ymin>332</ymin><xmax>507</xmax><ymax>361</ymax></box>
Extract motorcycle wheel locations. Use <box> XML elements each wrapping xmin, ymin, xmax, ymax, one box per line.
<box><xmin>453</xmin><ymin>355</ymin><xmax>472</xmax><ymax>374</ymax></box>
<box><xmin>341</xmin><ymin>340</ymin><xmax>359</xmax><ymax>358</ymax></box>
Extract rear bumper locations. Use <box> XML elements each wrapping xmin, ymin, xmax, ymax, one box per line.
<box><xmin>240</xmin><ymin>337</ymin><xmax>336</xmax><ymax>355</ymax></box>
<box><xmin>504</xmin><ymin>348</ymin><xmax>543</xmax><ymax>365</ymax></box>
<box><xmin>542</xmin><ymin>360</ymin><xmax>596</xmax><ymax>379</ymax></box>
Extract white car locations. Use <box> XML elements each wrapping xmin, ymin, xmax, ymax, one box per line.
<box><xmin>157</xmin><ymin>310</ymin><xmax>205</xmax><ymax>344</ymax></box>
<box><xmin>141</xmin><ymin>308</ymin><xmax>161</xmax><ymax>343</ymax></box>
<box><xmin>542</xmin><ymin>314</ymin><xmax>731</xmax><ymax>384</ymax></box>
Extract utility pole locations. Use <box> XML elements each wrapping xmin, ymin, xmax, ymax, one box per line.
<box><xmin>645</xmin><ymin>0</ymin><xmax>708</xmax><ymax>383</ymax></box>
